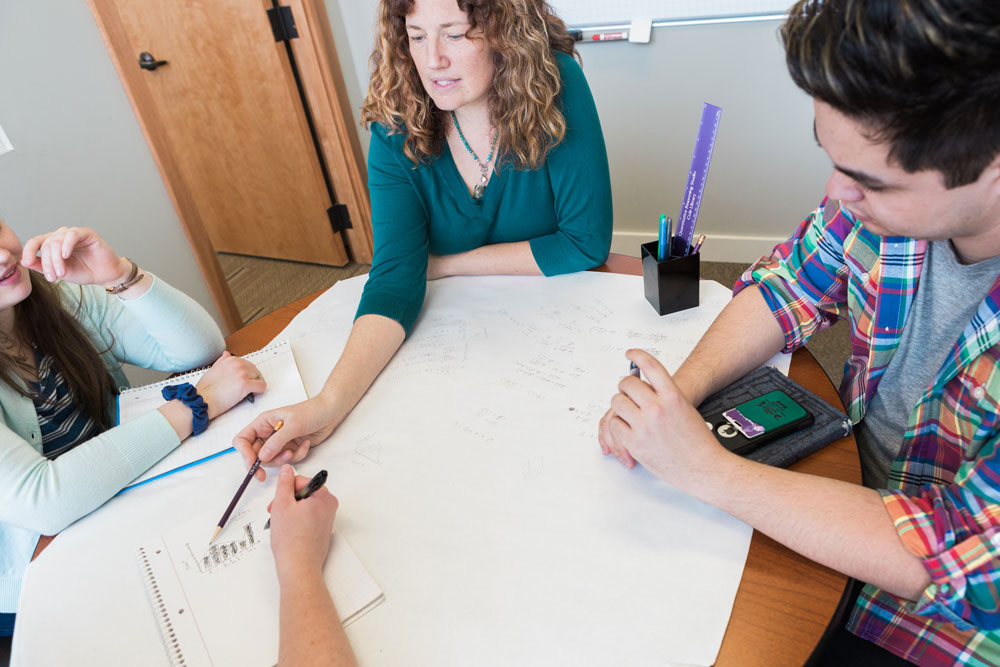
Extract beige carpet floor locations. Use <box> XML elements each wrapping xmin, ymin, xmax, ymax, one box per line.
<box><xmin>217</xmin><ymin>253</ymin><xmax>850</xmax><ymax>386</ymax></box>
<box><xmin>217</xmin><ymin>253</ymin><xmax>370</xmax><ymax>326</ymax></box>
<box><xmin>700</xmin><ymin>262</ymin><xmax>850</xmax><ymax>387</ymax></box>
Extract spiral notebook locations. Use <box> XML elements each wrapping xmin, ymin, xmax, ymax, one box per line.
<box><xmin>120</xmin><ymin>340</ymin><xmax>308</xmax><ymax>491</ymax></box>
<box><xmin>136</xmin><ymin>501</ymin><xmax>384</xmax><ymax>666</ymax></box>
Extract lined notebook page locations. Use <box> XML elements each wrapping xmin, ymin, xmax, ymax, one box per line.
<box><xmin>121</xmin><ymin>340</ymin><xmax>308</xmax><ymax>488</ymax></box>
<box><xmin>137</xmin><ymin>499</ymin><xmax>384</xmax><ymax>667</ymax></box>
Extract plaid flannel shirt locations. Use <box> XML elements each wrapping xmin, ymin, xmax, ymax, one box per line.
<box><xmin>734</xmin><ymin>198</ymin><xmax>1000</xmax><ymax>666</ymax></box>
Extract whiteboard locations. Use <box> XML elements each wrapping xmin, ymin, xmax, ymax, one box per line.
<box><xmin>551</xmin><ymin>0</ymin><xmax>791</xmax><ymax>27</ymax></box>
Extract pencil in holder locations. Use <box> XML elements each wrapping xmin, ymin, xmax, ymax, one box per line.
<box><xmin>640</xmin><ymin>241</ymin><xmax>700</xmax><ymax>316</ymax></box>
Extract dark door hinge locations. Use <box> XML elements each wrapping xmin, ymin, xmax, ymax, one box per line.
<box><xmin>267</xmin><ymin>6</ymin><xmax>298</xmax><ymax>42</ymax></box>
<box><xmin>328</xmin><ymin>204</ymin><xmax>353</xmax><ymax>233</ymax></box>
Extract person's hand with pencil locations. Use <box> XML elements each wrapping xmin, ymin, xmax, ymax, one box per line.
<box><xmin>232</xmin><ymin>398</ymin><xmax>336</xmax><ymax>481</ymax></box>
<box><xmin>268</xmin><ymin>465</ymin><xmax>357</xmax><ymax>667</ymax></box>
<box><xmin>598</xmin><ymin>349</ymin><xmax>735</xmax><ymax>487</ymax></box>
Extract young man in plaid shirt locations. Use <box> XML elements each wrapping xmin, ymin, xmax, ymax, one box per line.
<box><xmin>600</xmin><ymin>1</ymin><xmax>1000</xmax><ymax>664</ymax></box>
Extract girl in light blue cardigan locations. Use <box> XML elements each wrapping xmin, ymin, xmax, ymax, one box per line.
<box><xmin>0</xmin><ymin>223</ymin><xmax>267</xmax><ymax>634</ymax></box>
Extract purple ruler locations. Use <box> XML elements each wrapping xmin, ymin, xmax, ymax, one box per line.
<box><xmin>672</xmin><ymin>103</ymin><xmax>722</xmax><ymax>257</ymax></box>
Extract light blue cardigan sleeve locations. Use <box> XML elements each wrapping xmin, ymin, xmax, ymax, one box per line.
<box><xmin>70</xmin><ymin>275</ymin><xmax>225</xmax><ymax>373</ymax></box>
<box><xmin>0</xmin><ymin>276</ymin><xmax>225</xmax><ymax>535</ymax></box>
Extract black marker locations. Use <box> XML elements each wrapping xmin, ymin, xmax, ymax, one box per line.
<box><xmin>264</xmin><ymin>469</ymin><xmax>328</xmax><ymax>530</ymax></box>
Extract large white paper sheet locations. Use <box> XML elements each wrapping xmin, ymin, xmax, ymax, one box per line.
<box><xmin>14</xmin><ymin>273</ymin><xmax>773</xmax><ymax>667</ymax></box>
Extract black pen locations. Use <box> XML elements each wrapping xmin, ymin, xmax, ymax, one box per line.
<box><xmin>629</xmin><ymin>361</ymin><xmax>641</xmax><ymax>379</ymax></box>
<box><xmin>264</xmin><ymin>469</ymin><xmax>328</xmax><ymax>529</ymax></box>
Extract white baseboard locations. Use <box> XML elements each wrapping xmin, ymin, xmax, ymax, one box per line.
<box><xmin>610</xmin><ymin>231</ymin><xmax>784</xmax><ymax>264</ymax></box>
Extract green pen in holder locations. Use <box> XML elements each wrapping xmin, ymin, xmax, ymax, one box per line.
<box><xmin>640</xmin><ymin>240</ymin><xmax>700</xmax><ymax>316</ymax></box>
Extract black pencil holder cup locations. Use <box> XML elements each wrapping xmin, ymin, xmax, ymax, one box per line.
<box><xmin>640</xmin><ymin>241</ymin><xmax>700</xmax><ymax>316</ymax></box>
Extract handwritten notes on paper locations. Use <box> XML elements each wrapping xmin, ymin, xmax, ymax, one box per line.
<box><xmin>13</xmin><ymin>272</ymin><xmax>795</xmax><ymax>667</ymax></box>
<box><xmin>259</xmin><ymin>272</ymin><xmax>790</xmax><ymax>667</ymax></box>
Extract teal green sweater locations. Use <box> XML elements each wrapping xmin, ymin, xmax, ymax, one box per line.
<box><xmin>357</xmin><ymin>51</ymin><xmax>613</xmax><ymax>335</ymax></box>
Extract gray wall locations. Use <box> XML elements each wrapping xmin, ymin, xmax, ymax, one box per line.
<box><xmin>0</xmin><ymin>2</ymin><xmax>835</xmax><ymax>362</ymax></box>
<box><xmin>0</xmin><ymin>2</ymin><xmax>221</xmax><ymax>326</ymax></box>
<box><xmin>322</xmin><ymin>1</ymin><xmax>834</xmax><ymax>262</ymax></box>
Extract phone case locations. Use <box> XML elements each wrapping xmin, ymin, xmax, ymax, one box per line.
<box><xmin>704</xmin><ymin>390</ymin><xmax>815</xmax><ymax>456</ymax></box>
<box><xmin>697</xmin><ymin>366</ymin><xmax>851</xmax><ymax>468</ymax></box>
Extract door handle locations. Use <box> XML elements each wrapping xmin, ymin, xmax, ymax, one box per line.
<box><xmin>138</xmin><ymin>52</ymin><xmax>168</xmax><ymax>71</ymax></box>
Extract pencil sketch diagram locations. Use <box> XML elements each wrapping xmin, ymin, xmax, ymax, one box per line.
<box><xmin>536</xmin><ymin>298</ymin><xmax>614</xmax><ymax>335</ymax></box>
<box><xmin>355</xmin><ymin>435</ymin><xmax>383</xmax><ymax>465</ymax></box>
<box><xmin>181</xmin><ymin>521</ymin><xmax>265</xmax><ymax>575</ymax></box>
<box><xmin>384</xmin><ymin>314</ymin><xmax>486</xmax><ymax>380</ymax></box>
<box><xmin>523</xmin><ymin>456</ymin><xmax>544</xmax><ymax>479</ymax></box>
<box><xmin>449</xmin><ymin>406</ymin><xmax>508</xmax><ymax>447</ymax></box>
<box><xmin>474</xmin><ymin>407</ymin><xmax>505</xmax><ymax>426</ymax></box>
<box><xmin>498</xmin><ymin>309</ymin><xmax>576</xmax><ymax>354</ymax></box>
<box><xmin>572</xmin><ymin>399</ymin><xmax>607</xmax><ymax>439</ymax></box>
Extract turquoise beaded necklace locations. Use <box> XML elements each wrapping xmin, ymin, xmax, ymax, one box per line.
<box><xmin>450</xmin><ymin>110</ymin><xmax>498</xmax><ymax>200</ymax></box>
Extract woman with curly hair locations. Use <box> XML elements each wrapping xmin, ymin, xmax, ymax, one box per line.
<box><xmin>235</xmin><ymin>0</ymin><xmax>612</xmax><ymax>471</ymax></box>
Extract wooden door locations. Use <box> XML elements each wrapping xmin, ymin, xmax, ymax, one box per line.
<box><xmin>107</xmin><ymin>0</ymin><xmax>349</xmax><ymax>266</ymax></box>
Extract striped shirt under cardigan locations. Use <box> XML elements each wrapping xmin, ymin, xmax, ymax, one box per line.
<box><xmin>29</xmin><ymin>352</ymin><xmax>102</xmax><ymax>460</ymax></box>
<box><xmin>735</xmin><ymin>198</ymin><xmax>1000</xmax><ymax>666</ymax></box>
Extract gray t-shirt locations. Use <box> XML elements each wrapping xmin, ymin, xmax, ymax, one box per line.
<box><xmin>854</xmin><ymin>240</ymin><xmax>1000</xmax><ymax>488</ymax></box>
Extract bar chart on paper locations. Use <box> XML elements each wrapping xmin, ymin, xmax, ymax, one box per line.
<box><xmin>134</xmin><ymin>499</ymin><xmax>383</xmax><ymax>666</ymax></box>
<box><xmin>187</xmin><ymin>520</ymin><xmax>261</xmax><ymax>574</ymax></box>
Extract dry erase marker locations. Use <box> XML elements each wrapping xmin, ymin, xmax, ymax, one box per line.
<box><xmin>264</xmin><ymin>469</ymin><xmax>328</xmax><ymax>530</ymax></box>
<box><xmin>210</xmin><ymin>420</ymin><xmax>283</xmax><ymax>544</ymax></box>
<box><xmin>592</xmin><ymin>31</ymin><xmax>628</xmax><ymax>41</ymax></box>
<box><xmin>629</xmin><ymin>361</ymin><xmax>640</xmax><ymax>379</ymax></box>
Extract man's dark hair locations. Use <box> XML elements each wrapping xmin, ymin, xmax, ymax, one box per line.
<box><xmin>782</xmin><ymin>0</ymin><xmax>1000</xmax><ymax>188</ymax></box>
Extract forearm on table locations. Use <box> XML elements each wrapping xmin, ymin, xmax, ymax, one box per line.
<box><xmin>672</xmin><ymin>286</ymin><xmax>786</xmax><ymax>405</ymax></box>
<box><xmin>157</xmin><ymin>400</ymin><xmax>197</xmax><ymax>440</ymax></box>
<box><xmin>688</xmin><ymin>451</ymin><xmax>929</xmax><ymax>601</ymax></box>
<box><xmin>1</xmin><ymin>413</ymin><xmax>180</xmax><ymax>534</ymax></box>
<box><xmin>278</xmin><ymin>569</ymin><xmax>357</xmax><ymax>667</ymax></box>
<box><xmin>431</xmin><ymin>241</ymin><xmax>542</xmax><ymax>278</ymax></box>
<box><xmin>317</xmin><ymin>314</ymin><xmax>406</xmax><ymax>423</ymax></box>
<box><xmin>155</xmin><ymin>387</ymin><xmax>234</xmax><ymax>440</ymax></box>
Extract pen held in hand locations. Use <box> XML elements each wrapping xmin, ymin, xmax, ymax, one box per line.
<box><xmin>209</xmin><ymin>420</ymin><xmax>283</xmax><ymax>545</ymax></box>
<box><xmin>263</xmin><ymin>469</ymin><xmax>328</xmax><ymax>530</ymax></box>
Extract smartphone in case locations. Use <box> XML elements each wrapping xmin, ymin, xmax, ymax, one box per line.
<box><xmin>703</xmin><ymin>389</ymin><xmax>814</xmax><ymax>456</ymax></box>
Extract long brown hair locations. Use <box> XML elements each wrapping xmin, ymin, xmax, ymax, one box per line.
<box><xmin>363</xmin><ymin>0</ymin><xmax>578</xmax><ymax>169</ymax></box>
<box><xmin>0</xmin><ymin>273</ymin><xmax>117</xmax><ymax>429</ymax></box>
